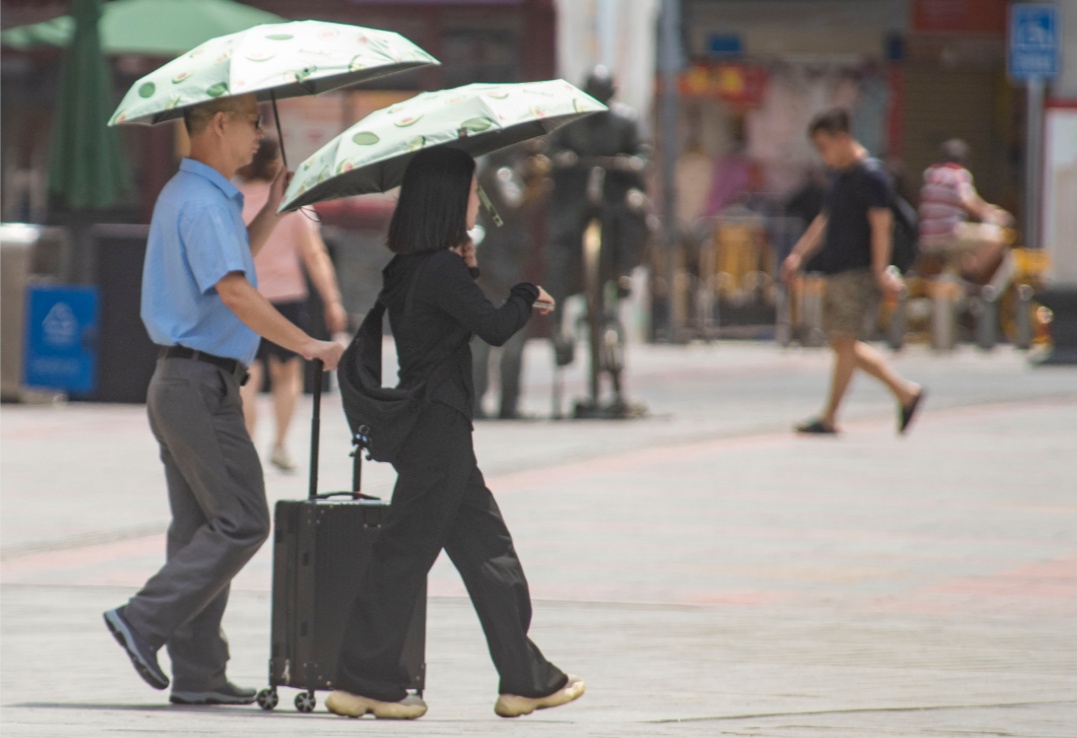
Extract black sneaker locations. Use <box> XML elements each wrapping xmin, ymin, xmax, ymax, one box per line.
<box><xmin>103</xmin><ymin>607</ymin><xmax>169</xmax><ymax>690</ymax></box>
<box><xmin>170</xmin><ymin>682</ymin><xmax>257</xmax><ymax>705</ymax></box>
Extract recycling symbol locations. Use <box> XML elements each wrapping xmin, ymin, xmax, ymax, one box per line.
<box><xmin>42</xmin><ymin>302</ymin><xmax>79</xmax><ymax>348</ymax></box>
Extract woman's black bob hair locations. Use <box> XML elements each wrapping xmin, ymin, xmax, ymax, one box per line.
<box><xmin>387</xmin><ymin>147</ymin><xmax>476</xmax><ymax>254</ymax></box>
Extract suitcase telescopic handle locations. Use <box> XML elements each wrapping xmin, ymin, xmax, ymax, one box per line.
<box><xmin>308</xmin><ymin>359</ymin><xmax>323</xmax><ymax>501</ymax></box>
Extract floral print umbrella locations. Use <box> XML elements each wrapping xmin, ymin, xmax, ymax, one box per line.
<box><xmin>279</xmin><ymin>80</ymin><xmax>606</xmax><ymax>211</ymax></box>
<box><xmin>108</xmin><ymin>20</ymin><xmax>438</xmax><ymax>127</ymax></box>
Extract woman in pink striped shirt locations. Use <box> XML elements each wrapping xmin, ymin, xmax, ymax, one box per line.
<box><xmin>918</xmin><ymin>139</ymin><xmax>1013</xmax><ymax>283</ymax></box>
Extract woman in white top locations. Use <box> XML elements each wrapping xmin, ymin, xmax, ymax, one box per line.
<box><xmin>235</xmin><ymin>138</ymin><xmax>348</xmax><ymax>471</ymax></box>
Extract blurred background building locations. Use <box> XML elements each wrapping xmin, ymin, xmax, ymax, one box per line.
<box><xmin>2</xmin><ymin>0</ymin><xmax>1076</xmax><ymax>401</ymax></box>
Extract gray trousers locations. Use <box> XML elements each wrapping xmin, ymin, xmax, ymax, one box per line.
<box><xmin>124</xmin><ymin>357</ymin><xmax>270</xmax><ymax>691</ymax></box>
<box><xmin>471</xmin><ymin>330</ymin><xmax>527</xmax><ymax>418</ymax></box>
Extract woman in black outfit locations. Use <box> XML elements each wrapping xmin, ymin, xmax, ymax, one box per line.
<box><xmin>326</xmin><ymin>148</ymin><xmax>585</xmax><ymax>720</ymax></box>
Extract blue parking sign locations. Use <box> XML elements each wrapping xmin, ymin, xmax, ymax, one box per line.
<box><xmin>23</xmin><ymin>285</ymin><xmax>99</xmax><ymax>394</ymax></box>
<box><xmin>1009</xmin><ymin>3</ymin><xmax>1060</xmax><ymax>79</ymax></box>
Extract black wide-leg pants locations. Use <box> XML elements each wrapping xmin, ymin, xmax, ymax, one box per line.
<box><xmin>336</xmin><ymin>402</ymin><xmax>567</xmax><ymax>702</ymax></box>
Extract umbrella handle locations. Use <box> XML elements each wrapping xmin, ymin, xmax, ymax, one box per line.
<box><xmin>270</xmin><ymin>90</ymin><xmax>287</xmax><ymax>169</ymax></box>
<box><xmin>477</xmin><ymin>184</ymin><xmax>503</xmax><ymax>227</ymax></box>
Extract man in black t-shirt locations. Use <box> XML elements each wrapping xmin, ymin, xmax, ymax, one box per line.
<box><xmin>781</xmin><ymin>109</ymin><xmax>924</xmax><ymax>435</ymax></box>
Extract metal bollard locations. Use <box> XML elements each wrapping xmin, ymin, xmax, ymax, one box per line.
<box><xmin>1014</xmin><ymin>284</ymin><xmax>1034</xmax><ymax>350</ymax></box>
<box><xmin>775</xmin><ymin>283</ymin><xmax>791</xmax><ymax>346</ymax></box>
<box><xmin>974</xmin><ymin>285</ymin><xmax>999</xmax><ymax>351</ymax></box>
<box><xmin>931</xmin><ymin>275</ymin><xmax>959</xmax><ymax>351</ymax></box>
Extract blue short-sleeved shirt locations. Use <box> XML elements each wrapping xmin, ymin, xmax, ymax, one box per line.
<box><xmin>141</xmin><ymin>158</ymin><xmax>260</xmax><ymax>365</ymax></box>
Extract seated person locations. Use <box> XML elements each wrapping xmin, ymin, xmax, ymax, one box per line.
<box><xmin>918</xmin><ymin>138</ymin><xmax>1013</xmax><ymax>284</ymax></box>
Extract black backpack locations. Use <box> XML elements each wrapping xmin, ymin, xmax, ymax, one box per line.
<box><xmin>890</xmin><ymin>192</ymin><xmax>920</xmax><ymax>274</ymax></box>
<box><xmin>865</xmin><ymin>158</ymin><xmax>920</xmax><ymax>274</ymax></box>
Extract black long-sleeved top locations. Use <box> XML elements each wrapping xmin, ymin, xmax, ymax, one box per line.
<box><xmin>381</xmin><ymin>249</ymin><xmax>538</xmax><ymax>420</ymax></box>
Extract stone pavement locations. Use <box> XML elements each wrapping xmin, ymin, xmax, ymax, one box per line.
<box><xmin>2</xmin><ymin>340</ymin><xmax>1076</xmax><ymax>736</ymax></box>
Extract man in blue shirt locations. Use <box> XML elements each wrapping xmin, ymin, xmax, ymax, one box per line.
<box><xmin>103</xmin><ymin>93</ymin><xmax>343</xmax><ymax>705</ymax></box>
<box><xmin>781</xmin><ymin>109</ymin><xmax>924</xmax><ymax>436</ymax></box>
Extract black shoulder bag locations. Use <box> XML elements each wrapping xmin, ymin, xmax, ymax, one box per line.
<box><xmin>337</xmin><ymin>258</ymin><xmax>459</xmax><ymax>464</ymax></box>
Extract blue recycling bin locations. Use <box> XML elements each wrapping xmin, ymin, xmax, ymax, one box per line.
<box><xmin>23</xmin><ymin>284</ymin><xmax>99</xmax><ymax>395</ymax></box>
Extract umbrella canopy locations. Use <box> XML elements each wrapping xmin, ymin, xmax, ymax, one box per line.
<box><xmin>1</xmin><ymin>0</ymin><xmax>283</xmax><ymax>57</ymax></box>
<box><xmin>108</xmin><ymin>20</ymin><xmax>438</xmax><ymax>127</ymax></box>
<box><xmin>48</xmin><ymin>0</ymin><xmax>131</xmax><ymax>210</ymax></box>
<box><xmin>279</xmin><ymin>80</ymin><xmax>607</xmax><ymax>212</ymax></box>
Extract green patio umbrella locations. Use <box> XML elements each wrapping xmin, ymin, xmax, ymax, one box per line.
<box><xmin>1</xmin><ymin>0</ymin><xmax>283</xmax><ymax>57</ymax></box>
<box><xmin>47</xmin><ymin>0</ymin><xmax>131</xmax><ymax>210</ymax></box>
<box><xmin>279</xmin><ymin>80</ymin><xmax>607</xmax><ymax>212</ymax></box>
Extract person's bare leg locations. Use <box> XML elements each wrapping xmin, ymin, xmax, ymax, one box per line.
<box><xmin>239</xmin><ymin>361</ymin><xmax>264</xmax><ymax>438</ymax></box>
<box><xmin>853</xmin><ymin>340</ymin><xmax>920</xmax><ymax>407</ymax></box>
<box><xmin>268</xmin><ymin>356</ymin><xmax>302</xmax><ymax>453</ymax></box>
<box><xmin>958</xmin><ymin>233</ymin><xmax>1006</xmax><ymax>284</ymax></box>
<box><xmin>821</xmin><ymin>334</ymin><xmax>858</xmax><ymax>429</ymax></box>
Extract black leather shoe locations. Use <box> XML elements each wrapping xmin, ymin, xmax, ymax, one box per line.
<box><xmin>170</xmin><ymin>682</ymin><xmax>257</xmax><ymax>705</ymax></box>
<box><xmin>103</xmin><ymin>607</ymin><xmax>169</xmax><ymax>690</ymax></box>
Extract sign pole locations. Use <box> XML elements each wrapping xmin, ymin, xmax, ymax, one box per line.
<box><xmin>1008</xmin><ymin>3</ymin><xmax>1059</xmax><ymax>250</ymax></box>
<box><xmin>1024</xmin><ymin>76</ymin><xmax>1045</xmax><ymax>250</ymax></box>
<box><xmin>657</xmin><ymin>0</ymin><xmax>682</xmax><ymax>341</ymax></box>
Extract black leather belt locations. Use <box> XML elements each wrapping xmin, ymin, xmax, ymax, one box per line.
<box><xmin>158</xmin><ymin>345</ymin><xmax>249</xmax><ymax>385</ymax></box>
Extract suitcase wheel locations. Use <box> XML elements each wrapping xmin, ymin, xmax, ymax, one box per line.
<box><xmin>295</xmin><ymin>690</ymin><xmax>317</xmax><ymax>713</ymax></box>
<box><xmin>256</xmin><ymin>687</ymin><xmax>278</xmax><ymax>711</ymax></box>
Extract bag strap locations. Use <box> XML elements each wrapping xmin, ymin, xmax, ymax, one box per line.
<box><xmin>361</xmin><ymin>254</ymin><xmax>427</xmax><ymax>385</ymax></box>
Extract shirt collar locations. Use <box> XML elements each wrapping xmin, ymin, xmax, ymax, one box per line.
<box><xmin>180</xmin><ymin>158</ymin><xmax>243</xmax><ymax>204</ymax></box>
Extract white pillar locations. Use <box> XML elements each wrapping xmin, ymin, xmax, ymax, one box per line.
<box><xmin>1043</xmin><ymin>0</ymin><xmax>1077</xmax><ymax>285</ymax></box>
<box><xmin>554</xmin><ymin>0</ymin><xmax>661</xmax><ymax>132</ymax></box>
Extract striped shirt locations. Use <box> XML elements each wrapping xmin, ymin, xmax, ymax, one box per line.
<box><xmin>918</xmin><ymin>163</ymin><xmax>974</xmax><ymax>243</ymax></box>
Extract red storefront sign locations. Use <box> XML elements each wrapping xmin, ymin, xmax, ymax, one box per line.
<box><xmin>911</xmin><ymin>0</ymin><xmax>1007</xmax><ymax>35</ymax></box>
<box><xmin>677</xmin><ymin>62</ymin><xmax>768</xmax><ymax>107</ymax></box>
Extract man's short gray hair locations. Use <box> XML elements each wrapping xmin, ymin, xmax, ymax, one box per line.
<box><xmin>183</xmin><ymin>97</ymin><xmax>244</xmax><ymax>136</ymax></box>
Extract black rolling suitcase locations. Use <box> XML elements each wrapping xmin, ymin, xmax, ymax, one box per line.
<box><xmin>256</xmin><ymin>365</ymin><xmax>426</xmax><ymax>713</ymax></box>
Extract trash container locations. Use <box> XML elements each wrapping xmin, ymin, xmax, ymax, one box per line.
<box><xmin>86</xmin><ymin>224</ymin><xmax>158</xmax><ymax>403</ymax></box>
<box><xmin>1</xmin><ymin>223</ymin><xmax>73</xmax><ymax>401</ymax></box>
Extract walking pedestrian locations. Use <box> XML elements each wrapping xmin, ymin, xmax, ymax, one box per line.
<box><xmin>236</xmin><ymin>137</ymin><xmax>348</xmax><ymax>471</ymax></box>
<box><xmin>326</xmin><ymin>147</ymin><xmax>585</xmax><ymax>720</ymax></box>
<box><xmin>781</xmin><ymin>108</ymin><xmax>924</xmax><ymax>435</ymax></box>
<box><xmin>102</xmin><ymin>94</ymin><xmax>343</xmax><ymax>704</ymax></box>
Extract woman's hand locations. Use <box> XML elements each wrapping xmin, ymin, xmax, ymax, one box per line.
<box><xmin>452</xmin><ymin>240</ymin><xmax>478</xmax><ymax>269</ymax></box>
<box><xmin>324</xmin><ymin>301</ymin><xmax>348</xmax><ymax>335</ymax></box>
<box><xmin>533</xmin><ymin>286</ymin><xmax>555</xmax><ymax>315</ymax></box>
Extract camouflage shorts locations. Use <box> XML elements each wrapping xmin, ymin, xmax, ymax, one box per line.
<box><xmin>823</xmin><ymin>268</ymin><xmax>880</xmax><ymax>339</ymax></box>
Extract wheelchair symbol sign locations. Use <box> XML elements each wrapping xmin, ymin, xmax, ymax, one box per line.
<box><xmin>1009</xmin><ymin>4</ymin><xmax>1060</xmax><ymax>79</ymax></box>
